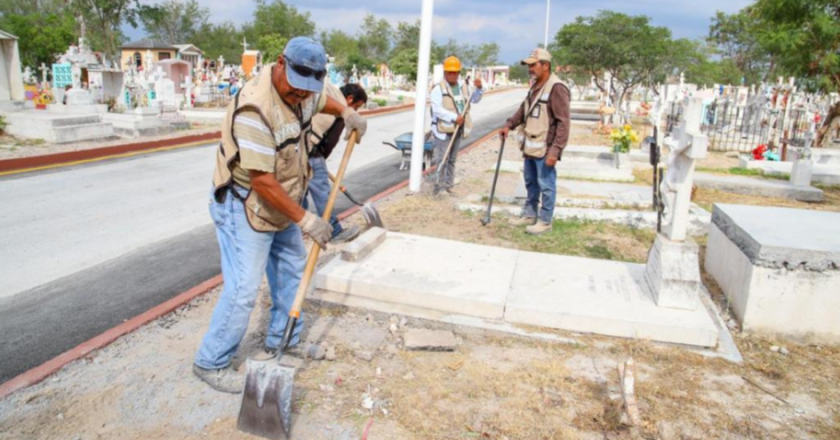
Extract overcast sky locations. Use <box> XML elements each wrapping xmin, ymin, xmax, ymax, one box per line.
<box><xmin>128</xmin><ymin>0</ymin><xmax>755</xmax><ymax>63</ymax></box>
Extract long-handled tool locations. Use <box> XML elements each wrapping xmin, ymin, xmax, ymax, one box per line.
<box><xmin>327</xmin><ymin>172</ymin><xmax>384</xmax><ymax>228</ymax></box>
<box><xmin>237</xmin><ymin>131</ymin><xmax>359</xmax><ymax>440</ymax></box>
<box><xmin>480</xmin><ymin>136</ymin><xmax>506</xmax><ymax>226</ymax></box>
<box><xmin>434</xmin><ymin>94</ymin><xmax>474</xmax><ymax>187</ymax></box>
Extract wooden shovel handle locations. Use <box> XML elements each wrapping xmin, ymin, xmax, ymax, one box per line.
<box><xmin>289</xmin><ymin>130</ymin><xmax>358</xmax><ymax>317</ymax></box>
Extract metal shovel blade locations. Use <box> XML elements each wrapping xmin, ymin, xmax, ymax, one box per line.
<box><xmin>361</xmin><ymin>203</ymin><xmax>384</xmax><ymax>229</ymax></box>
<box><xmin>237</xmin><ymin>359</ymin><xmax>296</xmax><ymax>439</ymax></box>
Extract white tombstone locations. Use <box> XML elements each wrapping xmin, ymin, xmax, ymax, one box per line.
<box><xmin>182</xmin><ymin>74</ymin><xmax>193</xmax><ymax>109</ymax></box>
<box><xmin>791</xmin><ymin>124</ymin><xmax>816</xmax><ymax>187</ymax></box>
<box><xmin>645</xmin><ymin>97</ymin><xmax>708</xmax><ymax>311</ymax></box>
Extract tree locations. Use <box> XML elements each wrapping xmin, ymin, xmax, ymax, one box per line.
<box><xmin>389</xmin><ymin>48</ymin><xmax>418</xmax><ymax>81</ymax></box>
<box><xmin>0</xmin><ymin>11</ymin><xmax>77</xmax><ymax>69</ymax></box>
<box><xmin>259</xmin><ymin>35</ymin><xmax>288</xmax><ymax>64</ymax></box>
<box><xmin>553</xmin><ymin>11</ymin><xmax>674</xmax><ymax>112</ymax></box>
<box><xmin>0</xmin><ymin>0</ymin><xmax>65</xmax><ymax>16</ymax></box>
<box><xmin>391</xmin><ymin>20</ymin><xmax>419</xmax><ymax>58</ymax></box>
<box><xmin>509</xmin><ymin>64</ymin><xmax>529</xmax><ymax>83</ymax></box>
<box><xmin>358</xmin><ymin>14</ymin><xmax>392</xmax><ymax>65</ymax></box>
<box><xmin>192</xmin><ymin>22</ymin><xmax>243</xmax><ymax>64</ymax></box>
<box><xmin>244</xmin><ymin>0</ymin><xmax>314</xmax><ymax>55</ymax></box>
<box><xmin>321</xmin><ymin>29</ymin><xmax>364</xmax><ymax>75</ymax></box>
<box><xmin>72</xmin><ymin>0</ymin><xmax>146</xmax><ymax>58</ymax></box>
<box><xmin>751</xmin><ymin>0</ymin><xmax>840</xmax><ymax>93</ymax></box>
<box><xmin>140</xmin><ymin>0</ymin><xmax>209</xmax><ymax>45</ymax></box>
<box><xmin>707</xmin><ymin>10</ymin><xmax>771</xmax><ymax>85</ymax></box>
<box><xmin>473</xmin><ymin>43</ymin><xmax>500</xmax><ymax>67</ymax></box>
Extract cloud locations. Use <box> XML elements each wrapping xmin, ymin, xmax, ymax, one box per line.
<box><xmin>128</xmin><ymin>0</ymin><xmax>755</xmax><ymax>63</ymax></box>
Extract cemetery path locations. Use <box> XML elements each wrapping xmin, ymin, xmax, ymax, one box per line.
<box><xmin>0</xmin><ymin>88</ymin><xmax>525</xmax><ymax>385</ymax></box>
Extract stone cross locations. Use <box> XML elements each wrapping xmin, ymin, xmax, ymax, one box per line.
<box><xmin>182</xmin><ymin>74</ymin><xmax>193</xmax><ymax>109</ymax></box>
<box><xmin>217</xmin><ymin>55</ymin><xmax>225</xmax><ymax>72</ymax></box>
<box><xmin>241</xmin><ymin>37</ymin><xmax>249</xmax><ymax>52</ymax></box>
<box><xmin>660</xmin><ymin>97</ymin><xmax>708</xmax><ymax>242</ymax></box>
<box><xmin>39</xmin><ymin>63</ymin><xmax>50</xmax><ymax>87</ymax></box>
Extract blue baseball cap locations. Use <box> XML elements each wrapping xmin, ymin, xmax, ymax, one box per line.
<box><xmin>283</xmin><ymin>37</ymin><xmax>327</xmax><ymax>93</ymax></box>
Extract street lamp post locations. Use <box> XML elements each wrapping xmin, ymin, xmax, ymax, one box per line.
<box><xmin>409</xmin><ymin>0</ymin><xmax>435</xmax><ymax>193</ymax></box>
<box><xmin>544</xmin><ymin>0</ymin><xmax>550</xmax><ymax>48</ymax></box>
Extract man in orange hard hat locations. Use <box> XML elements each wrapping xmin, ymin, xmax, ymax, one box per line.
<box><xmin>429</xmin><ymin>55</ymin><xmax>483</xmax><ymax>196</ymax></box>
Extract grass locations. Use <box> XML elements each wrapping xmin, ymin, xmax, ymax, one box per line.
<box><xmin>493</xmin><ymin>218</ymin><xmax>655</xmax><ymax>263</ymax></box>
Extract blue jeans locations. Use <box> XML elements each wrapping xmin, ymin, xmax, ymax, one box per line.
<box><xmin>522</xmin><ymin>156</ymin><xmax>557</xmax><ymax>224</ymax></box>
<box><xmin>195</xmin><ymin>187</ymin><xmax>306</xmax><ymax>370</ymax></box>
<box><xmin>304</xmin><ymin>156</ymin><xmax>342</xmax><ymax>238</ymax></box>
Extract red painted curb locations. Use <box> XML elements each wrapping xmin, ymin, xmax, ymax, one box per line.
<box><xmin>0</xmin><ymin>275</ymin><xmax>224</xmax><ymax>401</ymax></box>
<box><xmin>0</xmin><ymin>131</ymin><xmax>221</xmax><ymax>174</ymax></box>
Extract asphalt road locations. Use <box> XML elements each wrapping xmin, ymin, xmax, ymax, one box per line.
<box><xmin>0</xmin><ymin>89</ymin><xmax>525</xmax><ymax>384</ymax></box>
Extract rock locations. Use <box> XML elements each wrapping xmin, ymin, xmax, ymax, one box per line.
<box><xmin>726</xmin><ymin>319</ymin><xmax>738</xmax><ymax>330</ymax></box>
<box><xmin>780</xmin><ymin>347</ymin><xmax>790</xmax><ymax>355</ymax></box>
<box><xmin>770</xmin><ymin>345</ymin><xmax>780</xmax><ymax>352</ymax></box>
<box><xmin>365</xmin><ymin>314</ymin><xmax>374</xmax><ymax>322</ymax></box>
<box><xmin>307</xmin><ymin>344</ymin><xmax>326</xmax><ymax>361</ymax></box>
<box><xmin>399</xmin><ymin>317</ymin><xmax>408</xmax><ymax>329</ymax></box>
<box><xmin>375</xmin><ymin>367</ymin><xmax>382</xmax><ymax>376</ymax></box>
<box><xmin>57</xmin><ymin>413</ymin><xmax>64</xmax><ymax>420</ymax></box>
<box><xmin>403</xmin><ymin>329</ymin><xmax>458</xmax><ymax>351</ymax></box>
<box><xmin>325</xmin><ymin>346</ymin><xmax>337</xmax><ymax>361</ymax></box>
<box><xmin>355</xmin><ymin>350</ymin><xmax>375</xmax><ymax>362</ymax></box>
<box><xmin>389</xmin><ymin>323</ymin><xmax>398</xmax><ymax>336</ymax></box>
<box><xmin>402</xmin><ymin>372</ymin><xmax>415</xmax><ymax>380</ymax></box>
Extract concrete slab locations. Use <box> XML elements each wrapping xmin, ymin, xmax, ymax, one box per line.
<box><xmin>738</xmin><ymin>158</ymin><xmax>840</xmax><ymax>185</ymax></box>
<box><xmin>787</xmin><ymin>147</ymin><xmax>840</xmax><ymax>166</ymax></box>
<box><xmin>694</xmin><ymin>172</ymin><xmax>823</xmax><ymax>202</ymax></box>
<box><xmin>458</xmin><ymin>203</ymin><xmax>710</xmax><ymax>236</ymax></box>
<box><xmin>504</xmin><ymin>251</ymin><xmax>718</xmax><ymax>347</ymax></box>
<box><xmin>2</xmin><ymin>110</ymin><xmax>115</xmax><ymax>143</ymax></box>
<box><xmin>315</xmin><ymin>233</ymin><xmax>721</xmax><ymax>347</ymax></box>
<box><xmin>314</xmin><ymin>233</ymin><xmax>517</xmax><ymax>320</ymax></box>
<box><xmin>563</xmin><ymin>145</ymin><xmax>653</xmax><ymax>164</ymax></box>
<box><xmin>341</xmin><ymin>227</ymin><xmax>387</xmax><ymax>262</ymax></box>
<box><xmin>558</xmin><ymin>181</ymin><xmax>651</xmax><ymax>202</ymax></box>
<box><xmin>706</xmin><ymin>204</ymin><xmax>840</xmax><ymax>342</ymax></box>
<box><xmin>711</xmin><ymin>204</ymin><xmax>840</xmax><ymax>269</ymax></box>
<box><xmin>492</xmin><ymin>159</ymin><xmax>636</xmax><ymax>182</ymax></box>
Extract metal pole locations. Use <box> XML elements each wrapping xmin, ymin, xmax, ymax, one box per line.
<box><xmin>544</xmin><ymin>0</ymin><xmax>550</xmax><ymax>48</ymax></box>
<box><xmin>409</xmin><ymin>0</ymin><xmax>435</xmax><ymax>193</ymax></box>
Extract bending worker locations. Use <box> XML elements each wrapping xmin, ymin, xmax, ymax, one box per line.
<box><xmin>500</xmin><ymin>48</ymin><xmax>570</xmax><ymax>235</ymax></box>
<box><xmin>430</xmin><ymin>56</ymin><xmax>483</xmax><ymax>196</ymax></box>
<box><xmin>306</xmin><ymin>83</ymin><xmax>368</xmax><ymax>243</ymax></box>
<box><xmin>193</xmin><ymin>37</ymin><xmax>367</xmax><ymax>394</ymax></box>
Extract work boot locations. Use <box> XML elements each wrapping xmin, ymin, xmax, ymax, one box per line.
<box><xmin>445</xmin><ymin>188</ymin><xmax>458</xmax><ymax>197</ymax></box>
<box><xmin>330</xmin><ymin>224</ymin><xmax>360</xmax><ymax>244</ymax></box>
<box><xmin>526</xmin><ymin>220</ymin><xmax>553</xmax><ymax>235</ymax></box>
<box><xmin>192</xmin><ymin>364</ymin><xmax>244</xmax><ymax>394</ymax></box>
<box><xmin>508</xmin><ymin>216</ymin><xmax>537</xmax><ymax>226</ymax></box>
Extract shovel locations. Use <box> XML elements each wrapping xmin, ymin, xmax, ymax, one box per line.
<box><xmin>327</xmin><ymin>171</ymin><xmax>384</xmax><ymax>228</ymax></box>
<box><xmin>237</xmin><ymin>131</ymin><xmax>360</xmax><ymax>440</ymax></box>
<box><xmin>434</xmin><ymin>94</ymin><xmax>474</xmax><ymax>187</ymax></box>
<box><xmin>481</xmin><ymin>135</ymin><xmax>506</xmax><ymax>226</ymax></box>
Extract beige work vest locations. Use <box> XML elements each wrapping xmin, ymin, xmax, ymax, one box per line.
<box><xmin>309</xmin><ymin>83</ymin><xmax>345</xmax><ymax>149</ymax></box>
<box><xmin>212</xmin><ymin>64</ymin><xmax>319</xmax><ymax>232</ymax></box>
<box><xmin>515</xmin><ymin>74</ymin><xmax>564</xmax><ymax>158</ymax></box>
<box><xmin>434</xmin><ymin>80</ymin><xmax>472</xmax><ymax>138</ymax></box>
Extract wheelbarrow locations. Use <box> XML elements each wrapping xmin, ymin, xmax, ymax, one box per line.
<box><xmin>383</xmin><ymin>131</ymin><xmax>434</xmax><ymax>171</ymax></box>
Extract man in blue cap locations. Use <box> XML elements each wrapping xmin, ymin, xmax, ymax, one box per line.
<box><xmin>195</xmin><ymin>37</ymin><xmax>368</xmax><ymax>394</ymax></box>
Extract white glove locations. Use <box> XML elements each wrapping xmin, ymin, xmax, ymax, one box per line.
<box><xmin>341</xmin><ymin>107</ymin><xmax>367</xmax><ymax>142</ymax></box>
<box><xmin>297</xmin><ymin>211</ymin><xmax>331</xmax><ymax>250</ymax></box>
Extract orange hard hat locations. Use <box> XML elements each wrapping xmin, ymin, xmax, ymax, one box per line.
<box><xmin>443</xmin><ymin>56</ymin><xmax>461</xmax><ymax>72</ymax></box>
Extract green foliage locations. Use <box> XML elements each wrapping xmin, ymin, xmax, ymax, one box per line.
<box><xmin>321</xmin><ymin>29</ymin><xmax>365</xmax><ymax>75</ymax></box>
<box><xmin>391</xmin><ymin>20</ymin><xmax>420</xmax><ymax>58</ymax></box>
<box><xmin>0</xmin><ymin>115</ymin><xmax>7</xmax><ymax>134</ymax></box>
<box><xmin>72</xmin><ymin>0</ymin><xmax>144</xmax><ymax>57</ymax></box>
<box><xmin>552</xmin><ymin>11</ymin><xmax>674</xmax><ymax>106</ymax></box>
<box><xmin>258</xmin><ymin>35</ymin><xmax>288</xmax><ymax>64</ymax></box>
<box><xmin>139</xmin><ymin>0</ymin><xmax>209</xmax><ymax>45</ymax></box>
<box><xmin>389</xmin><ymin>48</ymin><xmax>419</xmax><ymax>81</ymax></box>
<box><xmin>358</xmin><ymin>14</ymin><xmax>392</xmax><ymax>64</ymax></box>
<box><xmin>0</xmin><ymin>11</ymin><xmax>76</xmax><ymax>69</ymax></box>
<box><xmin>509</xmin><ymin>64</ymin><xmax>529</xmax><ymax>82</ymax></box>
<box><xmin>192</xmin><ymin>22</ymin><xmax>243</xmax><ymax>64</ymax></box>
<box><xmin>707</xmin><ymin>10</ymin><xmax>771</xmax><ymax>85</ymax></box>
<box><xmin>244</xmin><ymin>0</ymin><xmax>315</xmax><ymax>55</ymax></box>
<box><xmin>752</xmin><ymin>0</ymin><xmax>840</xmax><ymax>92</ymax></box>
